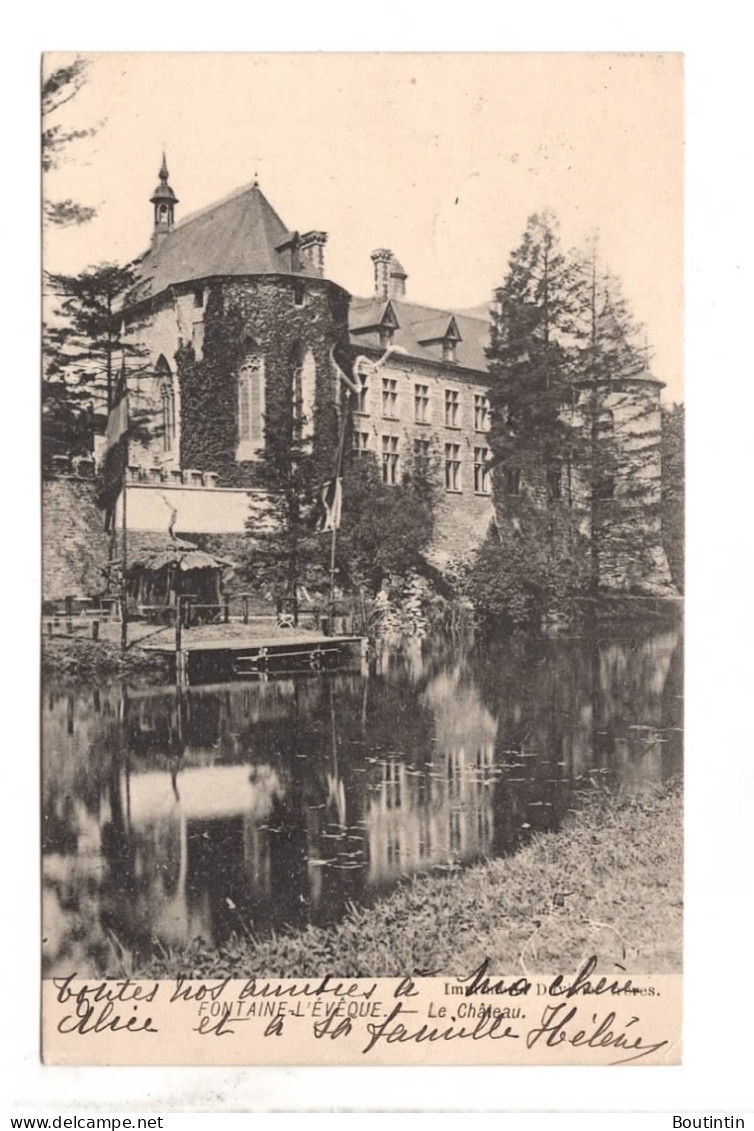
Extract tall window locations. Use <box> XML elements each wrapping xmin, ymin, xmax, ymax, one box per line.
<box><xmin>445</xmin><ymin>388</ymin><xmax>460</xmax><ymax>428</ymax></box>
<box><xmin>352</xmin><ymin>430</ymin><xmax>370</xmax><ymax>457</ymax></box>
<box><xmin>161</xmin><ymin>382</ymin><xmax>175</xmax><ymax>452</ymax></box>
<box><xmin>474</xmin><ymin>393</ymin><xmax>490</xmax><ymax>432</ymax></box>
<box><xmin>292</xmin><ymin>347</ymin><xmax>315</xmax><ymax>443</ymax></box>
<box><xmin>414</xmin><ymin>437</ymin><xmax>430</xmax><ymax>477</ymax></box>
<box><xmin>237</xmin><ymin>352</ymin><xmax>265</xmax><ymax>459</ymax></box>
<box><xmin>156</xmin><ymin>356</ymin><xmax>175</xmax><ymax>454</ymax></box>
<box><xmin>504</xmin><ymin>467</ymin><xmax>521</xmax><ymax>496</ymax></box>
<box><xmin>382</xmin><ymin>377</ymin><xmax>398</xmax><ymax>418</ymax></box>
<box><xmin>382</xmin><ymin>435</ymin><xmax>400</xmax><ymax>484</ymax></box>
<box><xmin>354</xmin><ymin>370</ymin><xmax>369</xmax><ymax>414</ymax></box>
<box><xmin>547</xmin><ymin>469</ymin><xmax>562</xmax><ymax>500</ymax></box>
<box><xmin>414</xmin><ymin>383</ymin><xmax>429</xmax><ymax>423</ymax></box>
<box><xmin>474</xmin><ymin>447</ymin><xmax>491</xmax><ymax>494</ymax></box>
<box><xmin>444</xmin><ymin>442</ymin><xmax>461</xmax><ymax>491</ymax></box>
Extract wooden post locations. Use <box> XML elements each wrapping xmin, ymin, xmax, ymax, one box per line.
<box><xmin>65</xmin><ymin>596</ymin><xmax>73</xmax><ymax>635</ymax></box>
<box><xmin>176</xmin><ymin>648</ymin><xmax>188</xmax><ymax>689</ymax></box>
<box><xmin>175</xmin><ymin>594</ymin><xmax>183</xmax><ymax>655</ymax></box>
<box><xmin>242</xmin><ymin>595</ymin><xmax>249</xmax><ymax>625</ymax></box>
<box><xmin>47</xmin><ymin>621</ymin><xmax>53</xmax><ymax>638</ymax></box>
<box><xmin>175</xmin><ymin>595</ymin><xmax>187</xmax><ymax>688</ymax></box>
<box><xmin>120</xmin><ymin>478</ymin><xmax>128</xmax><ymax>654</ymax></box>
<box><xmin>223</xmin><ymin>602</ymin><xmax>230</xmax><ymax>624</ymax></box>
<box><xmin>92</xmin><ymin>620</ymin><xmax>100</xmax><ymax>641</ymax></box>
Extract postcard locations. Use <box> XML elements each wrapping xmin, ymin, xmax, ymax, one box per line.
<box><xmin>41</xmin><ymin>51</ymin><xmax>683</xmax><ymax>1067</ymax></box>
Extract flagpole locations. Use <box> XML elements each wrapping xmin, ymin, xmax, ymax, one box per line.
<box><xmin>120</xmin><ymin>377</ymin><xmax>129</xmax><ymax>655</ymax></box>
<box><xmin>328</xmin><ymin>395</ymin><xmax>348</xmax><ymax>630</ymax></box>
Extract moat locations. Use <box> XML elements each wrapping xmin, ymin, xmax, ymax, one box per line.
<box><xmin>42</xmin><ymin>624</ymin><xmax>683</xmax><ymax>976</ymax></box>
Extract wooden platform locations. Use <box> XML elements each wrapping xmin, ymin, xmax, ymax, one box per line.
<box><xmin>142</xmin><ymin>630</ymin><xmax>363</xmax><ymax>654</ymax></box>
<box><xmin>141</xmin><ymin>627</ymin><xmax>367</xmax><ymax>683</ymax></box>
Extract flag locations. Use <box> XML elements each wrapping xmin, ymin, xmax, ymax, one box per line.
<box><xmin>98</xmin><ymin>371</ymin><xmax>129</xmax><ymax>530</ymax></box>
<box><xmin>317</xmin><ymin>477</ymin><xmax>342</xmax><ymax>532</ymax></box>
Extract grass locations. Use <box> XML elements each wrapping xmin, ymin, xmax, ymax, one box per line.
<box><xmin>42</xmin><ymin>637</ymin><xmax>172</xmax><ymax>682</ymax></box>
<box><xmin>116</xmin><ymin>779</ymin><xmax>682</xmax><ymax>980</ymax></box>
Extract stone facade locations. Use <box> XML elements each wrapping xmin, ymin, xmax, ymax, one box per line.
<box><xmin>72</xmin><ymin>165</ymin><xmax>673</xmax><ymax>601</ymax></box>
<box><xmin>43</xmin><ymin>475</ymin><xmax>110</xmax><ymax>602</ymax></box>
<box><xmin>345</xmin><ymin>352</ymin><xmax>495</xmax><ymax>566</ymax></box>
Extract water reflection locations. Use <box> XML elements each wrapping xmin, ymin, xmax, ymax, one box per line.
<box><xmin>42</xmin><ymin>626</ymin><xmax>682</xmax><ymax>975</ymax></box>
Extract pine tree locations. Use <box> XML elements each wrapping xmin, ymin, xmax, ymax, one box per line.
<box><xmin>42</xmin><ymin>56</ymin><xmax>98</xmax><ymax>227</ymax></box>
<box><xmin>487</xmin><ymin>210</ymin><xmax>584</xmax><ymax>472</ymax></box>
<box><xmin>43</xmin><ymin>262</ymin><xmax>154</xmax><ymax>470</ymax></box>
<box><xmin>576</xmin><ymin>244</ymin><xmax>668</xmax><ymax>593</ymax></box>
<box><xmin>479</xmin><ymin>211</ymin><xmax>589</xmax><ymax>626</ymax></box>
<box><xmin>661</xmin><ymin>402</ymin><xmax>684</xmax><ymax>592</ymax></box>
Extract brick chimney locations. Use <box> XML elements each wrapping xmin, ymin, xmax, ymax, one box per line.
<box><xmin>301</xmin><ymin>231</ymin><xmax>327</xmax><ymax>276</ymax></box>
<box><xmin>371</xmin><ymin>249</ymin><xmax>393</xmax><ymax>300</ymax></box>
<box><xmin>371</xmin><ymin>249</ymin><xmax>407</xmax><ymax>301</ymax></box>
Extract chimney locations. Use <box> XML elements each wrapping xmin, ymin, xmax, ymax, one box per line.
<box><xmin>371</xmin><ymin>249</ymin><xmax>407</xmax><ymax>301</ymax></box>
<box><xmin>300</xmin><ymin>231</ymin><xmax>327</xmax><ymax>277</ymax></box>
<box><xmin>371</xmin><ymin>249</ymin><xmax>393</xmax><ymax>300</ymax></box>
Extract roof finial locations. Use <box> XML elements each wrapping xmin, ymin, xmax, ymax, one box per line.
<box><xmin>253</xmin><ymin>170</ymin><xmax>259</xmax><ymax>188</ymax></box>
<box><xmin>159</xmin><ymin>150</ymin><xmax>169</xmax><ymax>183</ymax></box>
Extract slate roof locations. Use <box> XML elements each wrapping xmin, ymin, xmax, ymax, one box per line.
<box><xmin>128</xmin><ymin>181</ymin><xmax>322</xmax><ymax>305</ymax></box>
<box><xmin>349</xmin><ymin>297</ymin><xmax>491</xmax><ymax>374</ymax></box>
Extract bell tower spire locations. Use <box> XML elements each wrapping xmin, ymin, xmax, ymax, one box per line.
<box><xmin>150</xmin><ymin>151</ymin><xmax>178</xmax><ymax>246</ymax></box>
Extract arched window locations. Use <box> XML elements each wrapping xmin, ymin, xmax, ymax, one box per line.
<box><xmin>291</xmin><ymin>347</ymin><xmax>316</xmax><ymax>443</ymax></box>
<box><xmin>155</xmin><ymin>356</ymin><xmax>175</xmax><ymax>453</ymax></box>
<box><xmin>237</xmin><ymin>349</ymin><xmax>265</xmax><ymax>460</ymax></box>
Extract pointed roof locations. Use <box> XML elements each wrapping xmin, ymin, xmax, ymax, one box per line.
<box><xmin>150</xmin><ymin>152</ymin><xmax>178</xmax><ymax>206</ymax></box>
<box><xmin>129</xmin><ymin>181</ymin><xmax>322</xmax><ymax>305</ymax></box>
<box><xmin>349</xmin><ymin>297</ymin><xmax>490</xmax><ymax>372</ymax></box>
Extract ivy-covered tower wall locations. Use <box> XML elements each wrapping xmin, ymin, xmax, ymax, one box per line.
<box><xmin>175</xmin><ymin>275</ymin><xmax>350</xmax><ymax>487</ymax></box>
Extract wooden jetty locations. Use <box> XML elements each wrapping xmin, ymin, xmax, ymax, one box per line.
<box><xmin>142</xmin><ymin>627</ymin><xmax>368</xmax><ymax>685</ymax></box>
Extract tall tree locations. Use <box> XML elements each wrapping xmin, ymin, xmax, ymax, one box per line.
<box><xmin>244</xmin><ymin>350</ymin><xmax>334</xmax><ymax>624</ymax></box>
<box><xmin>661</xmin><ymin>402</ymin><xmax>684</xmax><ymax>592</ymax></box>
<box><xmin>335</xmin><ymin>446</ymin><xmax>439</xmax><ymax>595</ymax></box>
<box><xmin>43</xmin><ymin>262</ymin><xmax>153</xmax><ymax>469</ymax></box>
<box><xmin>575</xmin><ymin>244</ymin><xmax>667</xmax><ymax>593</ymax></box>
<box><xmin>487</xmin><ymin>210</ymin><xmax>584</xmax><ymax>472</ymax></box>
<box><xmin>479</xmin><ymin>211</ymin><xmax>588</xmax><ymax>626</ymax></box>
<box><xmin>42</xmin><ymin>56</ymin><xmax>98</xmax><ymax>227</ymax></box>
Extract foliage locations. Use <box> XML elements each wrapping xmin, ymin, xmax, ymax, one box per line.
<box><xmin>43</xmin><ymin>262</ymin><xmax>155</xmax><ymax>468</ymax></box>
<box><xmin>42</xmin><ymin>56</ymin><xmax>98</xmax><ymax>226</ymax></box>
<box><xmin>335</xmin><ymin>451</ymin><xmax>439</xmax><ymax>595</ymax></box>
<box><xmin>661</xmin><ymin>403</ymin><xmax>685</xmax><ymax>591</ymax></box>
<box><xmin>482</xmin><ymin>212</ymin><xmax>666</xmax><ymax>607</ymax></box>
<box><xmin>245</xmin><ymin>406</ymin><xmax>323</xmax><ymax>622</ymax></box>
<box><xmin>470</xmin><ymin>522</ymin><xmax>588</xmax><ymax>629</ymax></box>
<box><xmin>487</xmin><ymin>210</ymin><xmax>584</xmax><ymax>470</ymax></box>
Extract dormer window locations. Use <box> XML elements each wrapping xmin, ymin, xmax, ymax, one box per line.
<box><xmin>443</xmin><ymin>339</ymin><xmax>457</xmax><ymax>363</ymax></box>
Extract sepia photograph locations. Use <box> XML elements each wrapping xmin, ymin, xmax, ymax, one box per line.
<box><xmin>40</xmin><ymin>52</ymin><xmax>684</xmax><ymax>1066</ymax></box>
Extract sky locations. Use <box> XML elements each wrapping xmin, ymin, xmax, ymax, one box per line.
<box><xmin>44</xmin><ymin>52</ymin><xmax>684</xmax><ymax>400</ymax></box>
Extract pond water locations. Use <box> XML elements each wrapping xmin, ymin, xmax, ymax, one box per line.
<box><xmin>42</xmin><ymin>625</ymin><xmax>682</xmax><ymax>976</ymax></box>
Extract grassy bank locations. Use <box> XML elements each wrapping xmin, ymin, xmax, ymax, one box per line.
<box><xmin>42</xmin><ymin>637</ymin><xmax>172</xmax><ymax>682</ymax></box>
<box><xmin>118</xmin><ymin>780</ymin><xmax>682</xmax><ymax>980</ymax></box>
